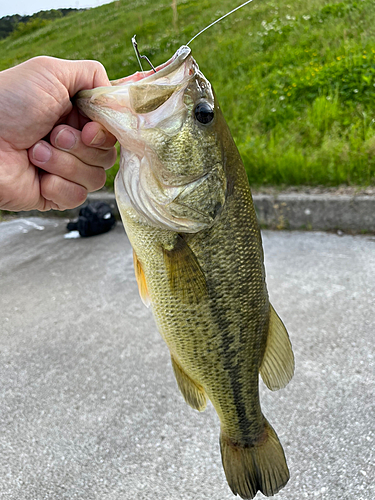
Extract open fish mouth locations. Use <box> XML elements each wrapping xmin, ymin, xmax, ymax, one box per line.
<box><xmin>110</xmin><ymin>45</ymin><xmax>192</xmax><ymax>86</ymax></box>
<box><xmin>76</xmin><ymin>45</ymin><xmax>223</xmax><ymax>234</ymax></box>
<box><xmin>76</xmin><ymin>45</ymin><xmax>195</xmax><ymax>121</ymax></box>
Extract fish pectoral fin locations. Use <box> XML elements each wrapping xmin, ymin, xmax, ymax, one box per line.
<box><xmin>133</xmin><ymin>250</ymin><xmax>151</xmax><ymax>308</ymax></box>
<box><xmin>162</xmin><ymin>235</ymin><xmax>207</xmax><ymax>304</ymax></box>
<box><xmin>259</xmin><ymin>305</ymin><xmax>294</xmax><ymax>391</ymax></box>
<box><xmin>171</xmin><ymin>355</ymin><xmax>207</xmax><ymax>412</ymax></box>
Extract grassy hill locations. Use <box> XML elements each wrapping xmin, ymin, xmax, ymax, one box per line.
<box><xmin>0</xmin><ymin>9</ymin><xmax>81</xmax><ymax>40</ymax></box>
<box><xmin>1</xmin><ymin>0</ymin><xmax>375</xmax><ymax>188</ymax></box>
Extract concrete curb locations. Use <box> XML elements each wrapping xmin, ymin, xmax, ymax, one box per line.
<box><xmin>254</xmin><ymin>193</ymin><xmax>375</xmax><ymax>232</ymax></box>
<box><xmin>3</xmin><ymin>191</ymin><xmax>375</xmax><ymax>233</ymax></box>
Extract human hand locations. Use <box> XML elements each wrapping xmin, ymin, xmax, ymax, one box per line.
<box><xmin>0</xmin><ymin>56</ymin><xmax>117</xmax><ymax>212</ymax></box>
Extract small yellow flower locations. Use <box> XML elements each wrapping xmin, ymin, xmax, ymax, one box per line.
<box><xmin>287</xmin><ymin>92</ymin><xmax>291</xmax><ymax>96</ymax></box>
<box><xmin>311</xmin><ymin>73</ymin><xmax>315</xmax><ymax>76</ymax></box>
<box><xmin>292</xmin><ymin>83</ymin><xmax>297</xmax><ymax>87</ymax></box>
<box><xmin>337</xmin><ymin>56</ymin><xmax>341</xmax><ymax>61</ymax></box>
<box><xmin>273</xmin><ymin>90</ymin><xmax>278</xmax><ymax>94</ymax></box>
<box><xmin>363</xmin><ymin>55</ymin><xmax>367</xmax><ymax>59</ymax></box>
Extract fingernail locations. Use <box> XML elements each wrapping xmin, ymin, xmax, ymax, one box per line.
<box><xmin>33</xmin><ymin>142</ymin><xmax>52</xmax><ymax>163</ymax></box>
<box><xmin>55</xmin><ymin>129</ymin><xmax>76</xmax><ymax>151</ymax></box>
<box><xmin>90</xmin><ymin>129</ymin><xmax>106</xmax><ymax>147</ymax></box>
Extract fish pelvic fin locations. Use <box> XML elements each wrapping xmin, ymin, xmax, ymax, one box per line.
<box><xmin>133</xmin><ymin>250</ymin><xmax>151</xmax><ymax>308</ymax></box>
<box><xmin>162</xmin><ymin>235</ymin><xmax>207</xmax><ymax>305</ymax></box>
<box><xmin>171</xmin><ymin>355</ymin><xmax>207</xmax><ymax>411</ymax></box>
<box><xmin>260</xmin><ymin>305</ymin><xmax>294</xmax><ymax>391</ymax></box>
<box><xmin>220</xmin><ymin>420</ymin><xmax>290</xmax><ymax>499</ymax></box>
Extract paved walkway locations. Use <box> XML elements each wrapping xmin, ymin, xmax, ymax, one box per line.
<box><xmin>0</xmin><ymin>218</ymin><xmax>374</xmax><ymax>499</ymax></box>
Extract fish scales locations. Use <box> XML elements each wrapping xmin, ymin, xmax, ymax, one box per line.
<box><xmin>124</xmin><ymin>159</ymin><xmax>266</xmax><ymax>441</ymax></box>
<box><xmin>77</xmin><ymin>45</ymin><xmax>294</xmax><ymax>499</ymax></box>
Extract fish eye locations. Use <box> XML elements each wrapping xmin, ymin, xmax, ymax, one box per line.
<box><xmin>194</xmin><ymin>101</ymin><xmax>214</xmax><ymax>124</ymax></box>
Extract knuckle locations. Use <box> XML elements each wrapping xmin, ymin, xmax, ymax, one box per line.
<box><xmin>99</xmin><ymin>147</ymin><xmax>118</xmax><ymax>170</ymax></box>
<box><xmin>89</xmin><ymin>148</ymin><xmax>111</xmax><ymax>169</ymax></box>
<box><xmin>41</xmin><ymin>173</ymin><xmax>87</xmax><ymax>209</ymax></box>
<box><xmin>61</xmin><ymin>156</ymin><xmax>78</xmax><ymax>179</ymax></box>
<box><xmin>109</xmin><ymin>147</ymin><xmax>118</xmax><ymax>166</ymax></box>
<box><xmin>90</xmin><ymin>167</ymin><xmax>106</xmax><ymax>192</ymax></box>
<box><xmin>28</xmin><ymin>55</ymin><xmax>51</xmax><ymax>66</ymax></box>
<box><xmin>92</xmin><ymin>60</ymin><xmax>106</xmax><ymax>74</ymax></box>
<box><xmin>74</xmin><ymin>185</ymin><xmax>88</xmax><ymax>206</ymax></box>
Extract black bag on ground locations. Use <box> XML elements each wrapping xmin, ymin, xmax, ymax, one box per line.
<box><xmin>67</xmin><ymin>202</ymin><xmax>116</xmax><ymax>237</ymax></box>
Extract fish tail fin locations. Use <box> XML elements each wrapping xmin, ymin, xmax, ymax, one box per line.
<box><xmin>219</xmin><ymin>420</ymin><xmax>289</xmax><ymax>499</ymax></box>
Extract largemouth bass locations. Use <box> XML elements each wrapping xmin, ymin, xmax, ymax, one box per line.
<box><xmin>77</xmin><ymin>46</ymin><xmax>294</xmax><ymax>499</ymax></box>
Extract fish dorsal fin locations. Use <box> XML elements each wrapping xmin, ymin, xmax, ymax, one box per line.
<box><xmin>171</xmin><ymin>355</ymin><xmax>207</xmax><ymax>411</ymax></box>
<box><xmin>133</xmin><ymin>250</ymin><xmax>151</xmax><ymax>308</ymax></box>
<box><xmin>260</xmin><ymin>305</ymin><xmax>294</xmax><ymax>391</ymax></box>
<box><xmin>162</xmin><ymin>235</ymin><xmax>207</xmax><ymax>304</ymax></box>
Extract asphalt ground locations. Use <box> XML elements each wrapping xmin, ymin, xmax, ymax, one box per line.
<box><xmin>0</xmin><ymin>218</ymin><xmax>374</xmax><ymax>500</ymax></box>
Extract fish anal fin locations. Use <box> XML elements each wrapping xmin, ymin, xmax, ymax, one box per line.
<box><xmin>162</xmin><ymin>235</ymin><xmax>207</xmax><ymax>305</ymax></box>
<box><xmin>260</xmin><ymin>305</ymin><xmax>294</xmax><ymax>391</ymax></box>
<box><xmin>133</xmin><ymin>250</ymin><xmax>150</xmax><ymax>308</ymax></box>
<box><xmin>220</xmin><ymin>420</ymin><xmax>290</xmax><ymax>499</ymax></box>
<box><xmin>171</xmin><ymin>355</ymin><xmax>207</xmax><ymax>412</ymax></box>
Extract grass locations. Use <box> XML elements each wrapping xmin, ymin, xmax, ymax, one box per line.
<box><xmin>1</xmin><ymin>0</ymin><xmax>375</xmax><ymax>188</ymax></box>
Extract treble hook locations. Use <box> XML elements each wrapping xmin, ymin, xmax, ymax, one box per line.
<box><xmin>132</xmin><ymin>35</ymin><xmax>156</xmax><ymax>73</ymax></box>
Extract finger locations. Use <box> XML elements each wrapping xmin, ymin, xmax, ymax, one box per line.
<box><xmin>29</xmin><ymin>140</ymin><xmax>107</xmax><ymax>192</ymax></box>
<box><xmin>40</xmin><ymin>172</ymin><xmax>88</xmax><ymax>211</ymax></box>
<box><xmin>81</xmin><ymin>121</ymin><xmax>117</xmax><ymax>150</ymax></box>
<box><xmin>66</xmin><ymin>59</ymin><xmax>111</xmax><ymax>93</ymax></box>
<box><xmin>56</xmin><ymin>106</ymin><xmax>91</xmax><ymax>130</ymax></box>
<box><xmin>49</xmin><ymin>125</ymin><xmax>117</xmax><ymax>170</ymax></box>
<box><xmin>35</xmin><ymin>57</ymin><xmax>111</xmax><ymax>96</ymax></box>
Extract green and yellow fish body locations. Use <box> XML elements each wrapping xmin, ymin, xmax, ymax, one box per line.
<box><xmin>77</xmin><ymin>46</ymin><xmax>294</xmax><ymax>499</ymax></box>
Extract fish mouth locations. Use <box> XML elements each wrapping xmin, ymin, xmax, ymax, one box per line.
<box><xmin>76</xmin><ymin>45</ymin><xmax>193</xmax><ymax>108</ymax></box>
<box><xmin>76</xmin><ymin>45</ymin><xmax>215</xmax><ymax>234</ymax></box>
<box><xmin>110</xmin><ymin>45</ymin><xmax>192</xmax><ymax>86</ymax></box>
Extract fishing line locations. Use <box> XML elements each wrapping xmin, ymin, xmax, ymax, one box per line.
<box><xmin>186</xmin><ymin>0</ymin><xmax>255</xmax><ymax>46</ymax></box>
<box><xmin>132</xmin><ymin>0</ymin><xmax>255</xmax><ymax>72</ymax></box>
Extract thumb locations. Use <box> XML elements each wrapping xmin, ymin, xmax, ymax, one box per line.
<box><xmin>35</xmin><ymin>56</ymin><xmax>111</xmax><ymax>97</ymax></box>
<box><xmin>63</xmin><ymin>59</ymin><xmax>112</xmax><ymax>95</ymax></box>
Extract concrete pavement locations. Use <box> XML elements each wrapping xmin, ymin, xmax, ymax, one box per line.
<box><xmin>0</xmin><ymin>218</ymin><xmax>374</xmax><ymax>499</ymax></box>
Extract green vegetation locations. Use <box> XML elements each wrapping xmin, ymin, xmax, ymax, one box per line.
<box><xmin>0</xmin><ymin>9</ymin><xmax>81</xmax><ymax>40</ymax></box>
<box><xmin>1</xmin><ymin>0</ymin><xmax>375</xmax><ymax>187</ymax></box>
